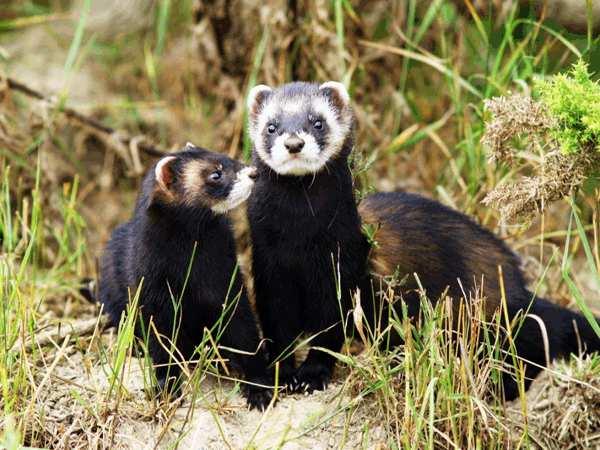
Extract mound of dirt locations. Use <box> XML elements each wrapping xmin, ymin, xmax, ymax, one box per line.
<box><xmin>36</xmin><ymin>345</ymin><xmax>383</xmax><ymax>449</ymax></box>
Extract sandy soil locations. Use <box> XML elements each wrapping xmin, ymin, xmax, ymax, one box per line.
<box><xmin>29</xmin><ymin>312</ymin><xmax>597</xmax><ymax>450</ymax></box>
<box><xmin>44</xmin><ymin>339</ymin><xmax>383</xmax><ymax>449</ymax></box>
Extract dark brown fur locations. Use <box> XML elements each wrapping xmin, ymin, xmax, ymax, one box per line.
<box><xmin>359</xmin><ymin>193</ymin><xmax>521</xmax><ymax>316</ymax></box>
<box><xmin>358</xmin><ymin>191</ymin><xmax>600</xmax><ymax>400</ymax></box>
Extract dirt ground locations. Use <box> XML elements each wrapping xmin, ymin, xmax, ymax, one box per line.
<box><xmin>40</xmin><ymin>322</ymin><xmax>382</xmax><ymax>449</ymax></box>
<box><xmin>32</xmin><ymin>314</ymin><xmax>599</xmax><ymax>449</ymax></box>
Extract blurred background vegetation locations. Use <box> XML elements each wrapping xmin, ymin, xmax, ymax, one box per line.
<box><xmin>1</xmin><ymin>1</ymin><xmax>599</xmax><ymax>447</ymax></box>
<box><xmin>1</xmin><ymin>0</ymin><xmax>599</xmax><ymax>300</ymax></box>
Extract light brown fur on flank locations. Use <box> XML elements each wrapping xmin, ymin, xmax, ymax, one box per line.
<box><xmin>359</xmin><ymin>194</ymin><xmax>525</xmax><ymax>318</ymax></box>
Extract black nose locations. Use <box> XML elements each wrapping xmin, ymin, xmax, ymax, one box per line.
<box><xmin>284</xmin><ymin>135</ymin><xmax>305</xmax><ymax>154</ymax></box>
<box><xmin>247</xmin><ymin>167</ymin><xmax>259</xmax><ymax>180</ymax></box>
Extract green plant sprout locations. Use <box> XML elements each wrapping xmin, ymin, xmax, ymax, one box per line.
<box><xmin>536</xmin><ymin>60</ymin><xmax>600</xmax><ymax>155</ymax></box>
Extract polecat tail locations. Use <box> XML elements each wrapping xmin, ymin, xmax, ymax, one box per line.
<box><xmin>501</xmin><ymin>295</ymin><xmax>600</xmax><ymax>399</ymax></box>
<box><xmin>541</xmin><ymin>296</ymin><xmax>599</xmax><ymax>357</ymax></box>
<box><xmin>571</xmin><ymin>310</ymin><xmax>600</xmax><ymax>355</ymax></box>
<box><xmin>511</xmin><ymin>295</ymin><xmax>600</xmax><ymax>365</ymax></box>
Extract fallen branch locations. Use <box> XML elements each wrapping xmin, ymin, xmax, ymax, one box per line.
<box><xmin>3</xmin><ymin>76</ymin><xmax>167</xmax><ymax>158</ymax></box>
<box><xmin>11</xmin><ymin>315</ymin><xmax>109</xmax><ymax>353</ymax></box>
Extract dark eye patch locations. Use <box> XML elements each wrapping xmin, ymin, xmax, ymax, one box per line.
<box><xmin>308</xmin><ymin>113</ymin><xmax>325</xmax><ymax>129</ymax></box>
<box><xmin>261</xmin><ymin>119</ymin><xmax>281</xmax><ymax>155</ymax></box>
<box><xmin>205</xmin><ymin>163</ymin><xmax>224</xmax><ymax>181</ymax></box>
<box><xmin>202</xmin><ymin>166</ymin><xmax>231</xmax><ymax>200</ymax></box>
<box><xmin>307</xmin><ymin>115</ymin><xmax>328</xmax><ymax>150</ymax></box>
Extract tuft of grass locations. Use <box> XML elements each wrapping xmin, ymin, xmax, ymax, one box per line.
<box><xmin>482</xmin><ymin>60</ymin><xmax>600</xmax><ymax>222</ymax></box>
<box><xmin>0</xmin><ymin>161</ymin><xmax>88</xmax><ymax>444</ymax></box>
<box><xmin>351</xmin><ymin>283</ymin><xmax>514</xmax><ymax>448</ymax></box>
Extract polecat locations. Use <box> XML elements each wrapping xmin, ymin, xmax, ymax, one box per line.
<box><xmin>246</xmin><ymin>81</ymin><xmax>371</xmax><ymax>392</ymax></box>
<box><xmin>98</xmin><ymin>145</ymin><xmax>272</xmax><ymax>409</ymax></box>
<box><xmin>359</xmin><ymin>192</ymin><xmax>600</xmax><ymax>399</ymax></box>
<box><xmin>246</xmin><ymin>81</ymin><xmax>600</xmax><ymax>400</ymax></box>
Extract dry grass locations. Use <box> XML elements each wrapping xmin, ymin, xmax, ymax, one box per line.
<box><xmin>482</xmin><ymin>94</ymin><xmax>600</xmax><ymax>223</ymax></box>
<box><xmin>519</xmin><ymin>357</ymin><xmax>600</xmax><ymax>448</ymax></box>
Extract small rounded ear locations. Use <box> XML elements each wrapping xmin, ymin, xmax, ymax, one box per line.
<box><xmin>319</xmin><ymin>81</ymin><xmax>350</xmax><ymax>109</ymax></box>
<box><xmin>155</xmin><ymin>156</ymin><xmax>177</xmax><ymax>191</ymax></box>
<box><xmin>247</xmin><ymin>84</ymin><xmax>273</xmax><ymax>118</ymax></box>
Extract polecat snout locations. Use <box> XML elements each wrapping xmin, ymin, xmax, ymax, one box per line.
<box><xmin>246</xmin><ymin>81</ymin><xmax>370</xmax><ymax>393</ymax></box>
<box><xmin>98</xmin><ymin>145</ymin><xmax>272</xmax><ymax>409</ymax></box>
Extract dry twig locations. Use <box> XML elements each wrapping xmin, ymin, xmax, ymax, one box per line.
<box><xmin>11</xmin><ymin>316</ymin><xmax>109</xmax><ymax>352</ymax></box>
<box><xmin>2</xmin><ymin>76</ymin><xmax>167</xmax><ymax>159</ymax></box>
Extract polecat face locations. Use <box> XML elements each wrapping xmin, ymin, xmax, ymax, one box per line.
<box><xmin>151</xmin><ymin>144</ymin><xmax>258</xmax><ymax>213</ymax></box>
<box><xmin>247</xmin><ymin>81</ymin><xmax>354</xmax><ymax>176</ymax></box>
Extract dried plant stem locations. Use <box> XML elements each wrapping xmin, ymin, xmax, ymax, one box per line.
<box><xmin>3</xmin><ymin>76</ymin><xmax>167</xmax><ymax>158</ymax></box>
<box><xmin>482</xmin><ymin>94</ymin><xmax>600</xmax><ymax>222</ymax></box>
<box><xmin>11</xmin><ymin>316</ymin><xmax>108</xmax><ymax>352</ymax></box>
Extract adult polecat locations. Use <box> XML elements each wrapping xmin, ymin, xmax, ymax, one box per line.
<box><xmin>360</xmin><ymin>192</ymin><xmax>600</xmax><ymax>399</ymax></box>
<box><xmin>98</xmin><ymin>145</ymin><xmax>272</xmax><ymax>409</ymax></box>
<box><xmin>246</xmin><ymin>81</ymin><xmax>600</xmax><ymax>400</ymax></box>
<box><xmin>246</xmin><ymin>82</ymin><xmax>371</xmax><ymax>392</ymax></box>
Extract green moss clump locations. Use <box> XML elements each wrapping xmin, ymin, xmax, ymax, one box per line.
<box><xmin>536</xmin><ymin>60</ymin><xmax>600</xmax><ymax>154</ymax></box>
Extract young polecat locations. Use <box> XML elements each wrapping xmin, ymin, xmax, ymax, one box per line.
<box><xmin>98</xmin><ymin>145</ymin><xmax>272</xmax><ymax>409</ymax></box>
<box><xmin>359</xmin><ymin>192</ymin><xmax>600</xmax><ymax>399</ymax></box>
<box><xmin>246</xmin><ymin>81</ymin><xmax>371</xmax><ymax>392</ymax></box>
<box><xmin>247</xmin><ymin>81</ymin><xmax>600</xmax><ymax>400</ymax></box>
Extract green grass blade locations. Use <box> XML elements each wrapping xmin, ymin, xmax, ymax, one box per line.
<box><xmin>63</xmin><ymin>0</ymin><xmax>91</xmax><ymax>73</ymax></box>
<box><xmin>242</xmin><ymin>26</ymin><xmax>270</xmax><ymax>161</ymax></box>
<box><xmin>155</xmin><ymin>0</ymin><xmax>171</xmax><ymax>56</ymax></box>
<box><xmin>569</xmin><ymin>198</ymin><xmax>600</xmax><ymax>287</ymax></box>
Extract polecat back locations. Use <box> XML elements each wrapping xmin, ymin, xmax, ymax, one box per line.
<box><xmin>359</xmin><ymin>191</ymin><xmax>600</xmax><ymax>399</ymax></box>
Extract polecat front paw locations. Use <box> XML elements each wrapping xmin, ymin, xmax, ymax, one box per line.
<box><xmin>242</xmin><ymin>378</ymin><xmax>274</xmax><ymax>410</ymax></box>
<box><xmin>289</xmin><ymin>363</ymin><xmax>332</xmax><ymax>394</ymax></box>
